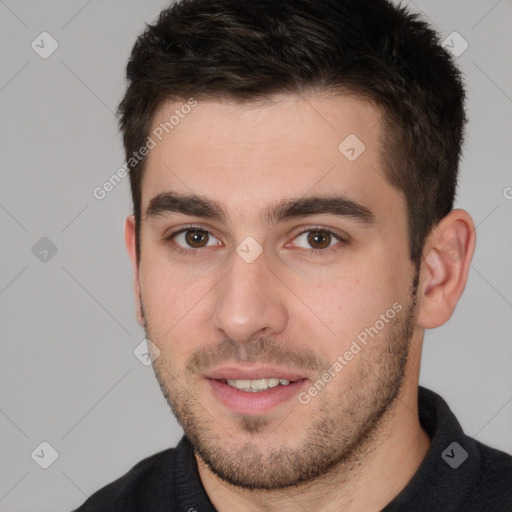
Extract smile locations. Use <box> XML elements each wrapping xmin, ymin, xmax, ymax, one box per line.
<box><xmin>223</xmin><ymin>378</ymin><xmax>292</xmax><ymax>392</ymax></box>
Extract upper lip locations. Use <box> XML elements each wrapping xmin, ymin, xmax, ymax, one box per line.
<box><xmin>204</xmin><ymin>365</ymin><xmax>309</xmax><ymax>382</ymax></box>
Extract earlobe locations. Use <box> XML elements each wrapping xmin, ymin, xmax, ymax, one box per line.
<box><xmin>416</xmin><ymin>209</ymin><xmax>476</xmax><ymax>329</ymax></box>
<box><xmin>124</xmin><ymin>215</ymin><xmax>145</xmax><ymax>327</ymax></box>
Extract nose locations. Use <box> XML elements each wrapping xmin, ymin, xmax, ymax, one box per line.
<box><xmin>211</xmin><ymin>246</ymin><xmax>288</xmax><ymax>344</ymax></box>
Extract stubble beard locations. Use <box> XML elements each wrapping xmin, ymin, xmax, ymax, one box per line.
<box><xmin>146</xmin><ymin>278</ymin><xmax>418</xmax><ymax>491</ymax></box>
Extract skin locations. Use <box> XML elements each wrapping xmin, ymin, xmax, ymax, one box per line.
<box><xmin>124</xmin><ymin>92</ymin><xmax>476</xmax><ymax>511</ymax></box>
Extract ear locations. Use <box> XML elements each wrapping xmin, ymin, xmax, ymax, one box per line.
<box><xmin>416</xmin><ymin>209</ymin><xmax>476</xmax><ymax>329</ymax></box>
<box><xmin>124</xmin><ymin>215</ymin><xmax>145</xmax><ymax>326</ymax></box>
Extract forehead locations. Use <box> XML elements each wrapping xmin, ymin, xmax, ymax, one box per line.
<box><xmin>142</xmin><ymin>92</ymin><xmax>404</xmax><ymax>227</ymax></box>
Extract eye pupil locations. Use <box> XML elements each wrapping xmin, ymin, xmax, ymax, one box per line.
<box><xmin>185</xmin><ymin>229</ymin><xmax>208</xmax><ymax>247</ymax></box>
<box><xmin>307</xmin><ymin>230</ymin><xmax>331</xmax><ymax>249</ymax></box>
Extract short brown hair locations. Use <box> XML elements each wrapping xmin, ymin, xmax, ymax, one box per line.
<box><xmin>117</xmin><ymin>0</ymin><xmax>466</xmax><ymax>268</ymax></box>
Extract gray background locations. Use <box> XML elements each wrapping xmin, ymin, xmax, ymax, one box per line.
<box><xmin>0</xmin><ymin>1</ymin><xmax>511</xmax><ymax>510</ymax></box>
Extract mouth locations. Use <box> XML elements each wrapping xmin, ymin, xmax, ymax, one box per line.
<box><xmin>222</xmin><ymin>377</ymin><xmax>294</xmax><ymax>391</ymax></box>
<box><xmin>204</xmin><ymin>367</ymin><xmax>309</xmax><ymax>415</ymax></box>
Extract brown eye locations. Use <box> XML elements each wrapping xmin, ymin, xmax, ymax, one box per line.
<box><xmin>289</xmin><ymin>228</ymin><xmax>345</xmax><ymax>254</ymax></box>
<box><xmin>168</xmin><ymin>227</ymin><xmax>221</xmax><ymax>253</ymax></box>
<box><xmin>184</xmin><ymin>229</ymin><xmax>210</xmax><ymax>248</ymax></box>
<box><xmin>306</xmin><ymin>230</ymin><xmax>333</xmax><ymax>249</ymax></box>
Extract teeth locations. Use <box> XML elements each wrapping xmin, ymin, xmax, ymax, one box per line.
<box><xmin>226</xmin><ymin>378</ymin><xmax>291</xmax><ymax>391</ymax></box>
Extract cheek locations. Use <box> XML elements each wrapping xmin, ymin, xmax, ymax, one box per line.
<box><xmin>138</xmin><ymin>254</ymin><xmax>215</xmax><ymax>344</ymax></box>
<box><xmin>301</xmin><ymin>262</ymin><xmax>406</xmax><ymax>352</ymax></box>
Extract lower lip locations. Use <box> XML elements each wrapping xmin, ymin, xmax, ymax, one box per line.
<box><xmin>207</xmin><ymin>379</ymin><xmax>307</xmax><ymax>415</ymax></box>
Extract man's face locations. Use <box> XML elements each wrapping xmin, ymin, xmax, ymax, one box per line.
<box><xmin>132</xmin><ymin>93</ymin><xmax>421</xmax><ymax>489</ymax></box>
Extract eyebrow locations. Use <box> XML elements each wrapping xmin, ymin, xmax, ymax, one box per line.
<box><xmin>145</xmin><ymin>191</ymin><xmax>376</xmax><ymax>227</ymax></box>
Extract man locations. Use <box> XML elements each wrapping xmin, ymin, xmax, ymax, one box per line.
<box><xmin>75</xmin><ymin>0</ymin><xmax>512</xmax><ymax>510</ymax></box>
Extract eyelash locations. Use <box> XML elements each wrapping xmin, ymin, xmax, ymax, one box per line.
<box><xmin>287</xmin><ymin>227</ymin><xmax>346</xmax><ymax>258</ymax></box>
<box><xmin>164</xmin><ymin>225</ymin><xmax>348</xmax><ymax>258</ymax></box>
